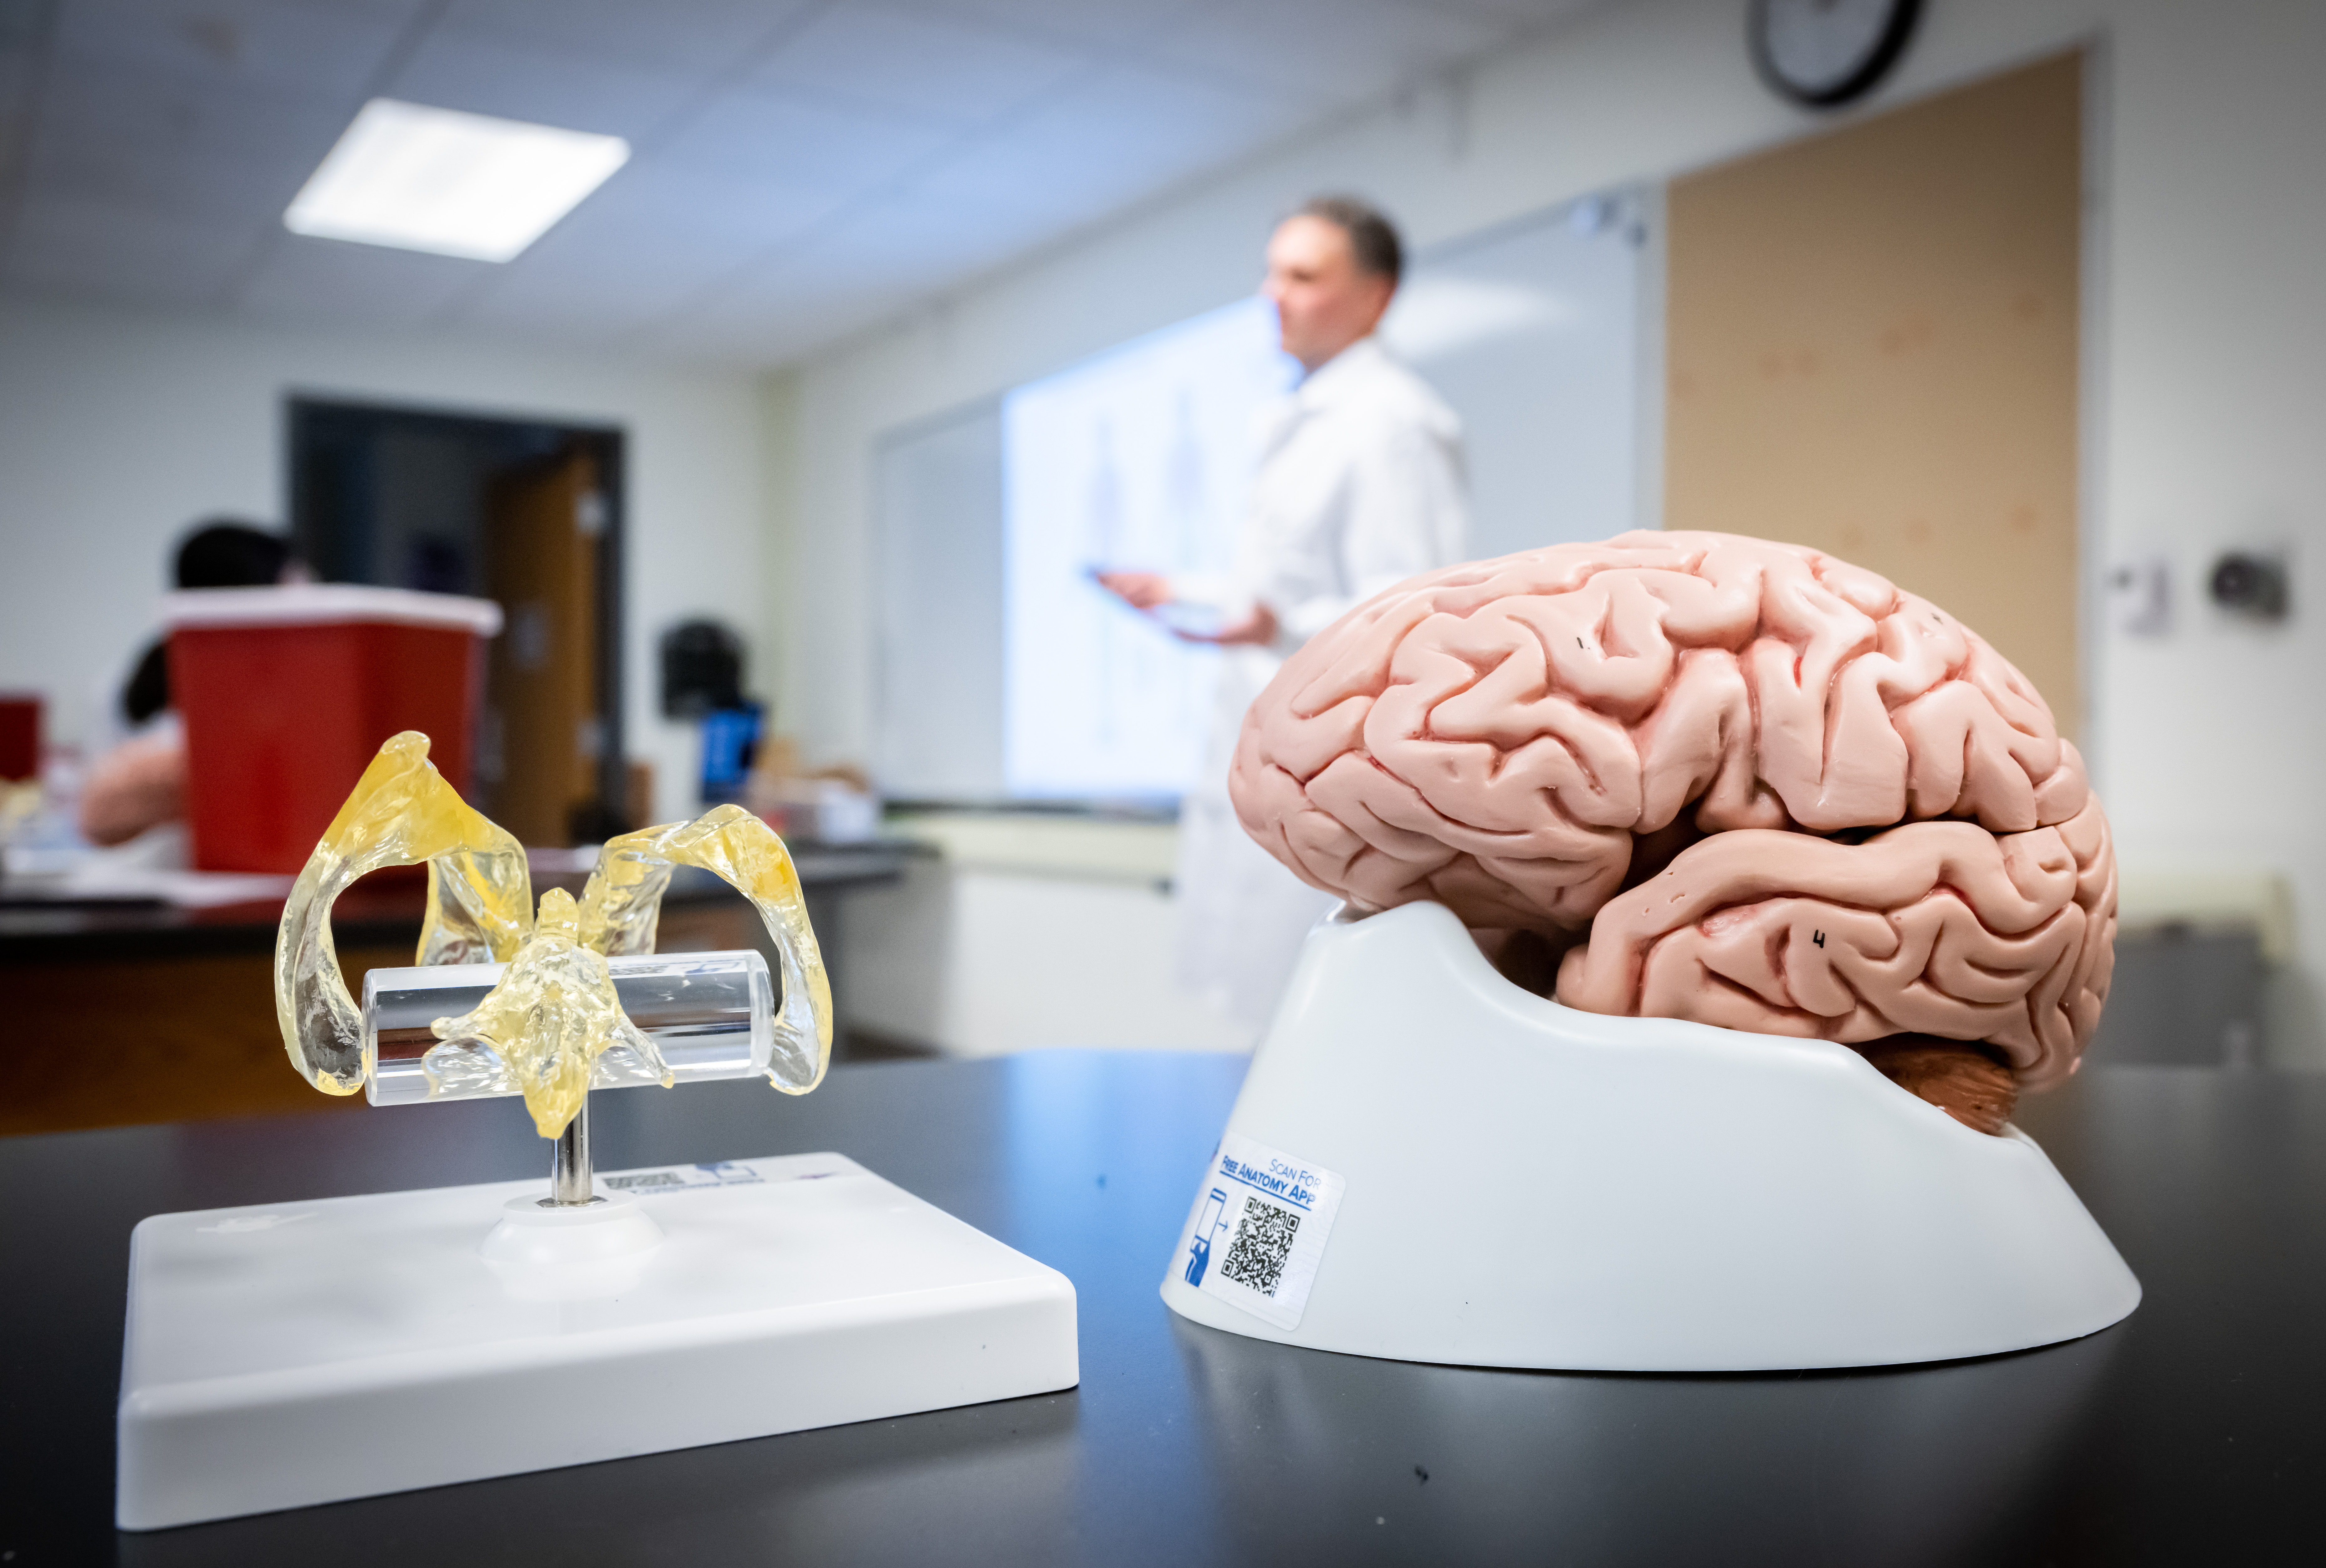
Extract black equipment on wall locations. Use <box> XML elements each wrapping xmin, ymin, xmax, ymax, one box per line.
<box><xmin>660</xmin><ymin>620</ymin><xmax>746</xmax><ymax>719</ymax></box>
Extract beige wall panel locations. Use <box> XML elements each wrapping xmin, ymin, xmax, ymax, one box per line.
<box><xmin>1667</xmin><ymin>53</ymin><xmax>2082</xmax><ymax>730</ymax></box>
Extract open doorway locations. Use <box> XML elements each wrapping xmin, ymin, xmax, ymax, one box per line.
<box><xmin>288</xmin><ymin>398</ymin><xmax>627</xmax><ymax>845</ymax></box>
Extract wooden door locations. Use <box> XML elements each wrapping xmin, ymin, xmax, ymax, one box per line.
<box><xmin>1665</xmin><ymin>53</ymin><xmax>2083</xmax><ymax>728</ymax></box>
<box><xmin>484</xmin><ymin>450</ymin><xmax>603</xmax><ymax>845</ymax></box>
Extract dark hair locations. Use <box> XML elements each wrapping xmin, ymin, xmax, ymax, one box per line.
<box><xmin>1297</xmin><ymin>195</ymin><xmax>1403</xmax><ymax>285</ymax></box>
<box><xmin>175</xmin><ymin>519</ymin><xmax>292</xmax><ymax>590</ymax></box>
<box><xmin>121</xmin><ymin>520</ymin><xmax>295</xmax><ymax>723</ymax></box>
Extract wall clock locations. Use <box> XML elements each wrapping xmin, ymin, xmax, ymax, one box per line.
<box><xmin>1749</xmin><ymin>0</ymin><xmax>1921</xmax><ymax>109</ymax></box>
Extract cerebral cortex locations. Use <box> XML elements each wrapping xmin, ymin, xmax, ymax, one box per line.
<box><xmin>1230</xmin><ymin>531</ymin><xmax>2115</xmax><ymax>1096</ymax></box>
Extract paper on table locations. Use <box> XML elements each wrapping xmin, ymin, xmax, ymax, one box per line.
<box><xmin>0</xmin><ymin>831</ymin><xmax>295</xmax><ymax>908</ymax></box>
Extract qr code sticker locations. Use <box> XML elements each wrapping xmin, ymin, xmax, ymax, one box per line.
<box><xmin>1219</xmin><ymin>1197</ymin><xmax>1301</xmax><ymax>1297</ymax></box>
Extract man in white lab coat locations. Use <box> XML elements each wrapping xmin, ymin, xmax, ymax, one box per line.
<box><xmin>1101</xmin><ymin>197</ymin><xmax>1469</xmax><ymax>1029</ymax></box>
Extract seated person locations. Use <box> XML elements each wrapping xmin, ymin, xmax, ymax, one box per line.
<box><xmin>79</xmin><ymin>521</ymin><xmax>302</xmax><ymax>846</ymax></box>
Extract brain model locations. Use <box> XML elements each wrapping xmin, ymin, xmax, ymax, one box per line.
<box><xmin>1231</xmin><ymin>531</ymin><xmax>2115</xmax><ymax>1131</ymax></box>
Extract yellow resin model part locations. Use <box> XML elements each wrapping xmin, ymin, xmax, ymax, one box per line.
<box><xmin>580</xmin><ymin>807</ymin><xmax>834</xmax><ymax>1096</ymax></box>
<box><xmin>428</xmin><ymin>887</ymin><xmax>674</xmax><ymax>1138</ymax></box>
<box><xmin>273</xmin><ymin>731</ymin><xmax>834</xmax><ymax>1136</ymax></box>
<box><xmin>274</xmin><ymin>732</ymin><xmax>531</xmax><ymax>1097</ymax></box>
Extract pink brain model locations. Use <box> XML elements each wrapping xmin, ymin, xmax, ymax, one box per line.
<box><xmin>1231</xmin><ymin>530</ymin><xmax>2114</xmax><ymax>1111</ymax></box>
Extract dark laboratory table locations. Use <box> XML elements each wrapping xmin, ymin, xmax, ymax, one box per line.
<box><xmin>2</xmin><ymin>1054</ymin><xmax>2318</xmax><ymax>1567</ymax></box>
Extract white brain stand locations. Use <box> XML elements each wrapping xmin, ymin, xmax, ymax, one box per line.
<box><xmin>1161</xmin><ymin>901</ymin><xmax>2138</xmax><ymax>1371</ymax></box>
<box><xmin>116</xmin><ymin>950</ymin><xmax>1079</xmax><ymax>1532</ymax></box>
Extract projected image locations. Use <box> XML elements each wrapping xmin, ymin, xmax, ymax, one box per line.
<box><xmin>1003</xmin><ymin>297</ymin><xmax>1296</xmax><ymax>799</ymax></box>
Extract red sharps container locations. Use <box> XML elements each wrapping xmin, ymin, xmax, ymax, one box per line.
<box><xmin>163</xmin><ymin>585</ymin><xmax>503</xmax><ymax>873</ymax></box>
<box><xmin>0</xmin><ymin>692</ymin><xmax>38</xmax><ymax>781</ymax></box>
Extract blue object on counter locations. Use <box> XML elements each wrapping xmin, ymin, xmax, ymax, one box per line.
<box><xmin>698</xmin><ymin>703</ymin><xmax>762</xmax><ymax>803</ymax></box>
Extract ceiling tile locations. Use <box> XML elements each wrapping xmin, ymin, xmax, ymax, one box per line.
<box><xmin>676</xmin><ymin>60</ymin><xmax>1316</xmax><ymax>353</ymax></box>
<box><xmin>233</xmin><ymin>232</ymin><xmax>487</xmax><ymax>329</ymax></box>
<box><xmin>454</xmin><ymin>158</ymin><xmax>845</xmax><ymax>331</ymax></box>
<box><xmin>652</xmin><ymin>218</ymin><xmax>982</xmax><ymax>363</ymax></box>
<box><xmin>530</xmin><ymin>155</ymin><xmax>847</xmax><ymax>261</ymax></box>
<box><xmin>383</xmin><ymin>25</ymin><xmax>706</xmax><ymax>141</ymax></box>
<box><xmin>900</xmin><ymin>0</ymin><xmax>1188</xmax><ymax>54</ymax></box>
<box><xmin>656</xmin><ymin>162</ymin><xmax>1153</xmax><ymax>362</ymax></box>
<box><xmin>457</xmin><ymin>266</ymin><xmax>702</xmax><ymax>342</ymax></box>
<box><xmin>3</xmin><ymin>192</ymin><xmax>260</xmax><ymax>308</ymax></box>
<box><xmin>1150</xmin><ymin>0</ymin><xmax>1500</xmax><ymax>105</ymax></box>
<box><xmin>727</xmin><ymin>262</ymin><xmax>942</xmax><ymax>334</ymax></box>
<box><xmin>640</xmin><ymin>310</ymin><xmax>798</xmax><ymax>368</ymax></box>
<box><xmin>52</xmin><ymin>0</ymin><xmax>425</xmax><ymax>104</ymax></box>
<box><xmin>655</xmin><ymin>88</ymin><xmax>953</xmax><ymax>199</ymax></box>
<box><xmin>743</xmin><ymin>1</ymin><xmax>1092</xmax><ymax>131</ymax></box>
<box><xmin>783</xmin><ymin>191</ymin><xmax>1028</xmax><ymax>289</ymax></box>
<box><xmin>3</xmin><ymin>0</ymin><xmax>1608</xmax><ymax>364</ymax></box>
<box><xmin>27</xmin><ymin>57</ymin><xmax>347</xmax><ymax>224</ymax></box>
<box><xmin>474</xmin><ymin>228</ymin><xmax>738</xmax><ymax>312</ymax></box>
<box><xmin>653</xmin><ymin>273</ymin><xmax>909</xmax><ymax>365</ymax></box>
<box><xmin>438</xmin><ymin>0</ymin><xmax>816</xmax><ymax>77</ymax></box>
<box><xmin>886</xmin><ymin>144</ymin><xmax>1094</xmax><ymax>233</ymax></box>
<box><xmin>910</xmin><ymin>63</ymin><xmax>1308</xmax><ymax>227</ymax></box>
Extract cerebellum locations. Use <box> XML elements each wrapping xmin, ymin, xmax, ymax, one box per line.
<box><xmin>1229</xmin><ymin>530</ymin><xmax>2116</xmax><ymax>1117</ymax></box>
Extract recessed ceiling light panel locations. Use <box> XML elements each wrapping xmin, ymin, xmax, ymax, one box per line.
<box><xmin>285</xmin><ymin>98</ymin><xmax>630</xmax><ymax>263</ymax></box>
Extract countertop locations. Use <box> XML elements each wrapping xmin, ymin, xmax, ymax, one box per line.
<box><xmin>1</xmin><ymin>1054</ymin><xmax>2316</xmax><ymax>1565</ymax></box>
<box><xmin>0</xmin><ymin>845</ymin><xmax>915</xmax><ymax>962</ymax></box>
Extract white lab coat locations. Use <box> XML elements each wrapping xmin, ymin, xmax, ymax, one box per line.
<box><xmin>1173</xmin><ymin>336</ymin><xmax>1469</xmax><ymax>1029</ymax></box>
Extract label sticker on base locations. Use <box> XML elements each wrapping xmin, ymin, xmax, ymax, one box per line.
<box><xmin>1178</xmin><ymin>1132</ymin><xmax>1345</xmax><ymax>1330</ymax></box>
<box><xmin>601</xmin><ymin>1159</ymin><xmax>846</xmax><ymax>1194</ymax></box>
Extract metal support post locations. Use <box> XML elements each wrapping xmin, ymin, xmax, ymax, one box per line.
<box><xmin>548</xmin><ymin>1093</ymin><xmax>596</xmax><ymax>1206</ymax></box>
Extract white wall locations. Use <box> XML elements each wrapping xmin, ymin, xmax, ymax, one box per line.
<box><xmin>0</xmin><ymin>298</ymin><xmax>764</xmax><ymax>823</ymax></box>
<box><xmin>774</xmin><ymin>0</ymin><xmax>2326</xmax><ymax>1062</ymax></box>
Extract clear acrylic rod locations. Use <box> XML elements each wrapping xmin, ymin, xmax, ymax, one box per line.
<box><xmin>360</xmin><ymin>950</ymin><xmax>777</xmax><ymax>1108</ymax></box>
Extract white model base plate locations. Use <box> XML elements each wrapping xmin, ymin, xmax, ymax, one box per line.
<box><xmin>1162</xmin><ymin>901</ymin><xmax>2139</xmax><ymax>1371</ymax></box>
<box><xmin>119</xmin><ymin>1153</ymin><xmax>1078</xmax><ymax>1531</ymax></box>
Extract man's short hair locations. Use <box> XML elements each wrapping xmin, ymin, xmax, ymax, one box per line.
<box><xmin>1297</xmin><ymin>195</ymin><xmax>1403</xmax><ymax>286</ymax></box>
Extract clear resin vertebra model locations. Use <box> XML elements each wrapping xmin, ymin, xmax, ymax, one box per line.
<box><xmin>273</xmin><ymin>730</ymin><xmax>831</xmax><ymax>1139</ymax></box>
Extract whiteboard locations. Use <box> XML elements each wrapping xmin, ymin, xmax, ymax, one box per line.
<box><xmin>1001</xmin><ymin>298</ymin><xmax>1295</xmax><ymax>801</ymax></box>
<box><xmin>871</xmin><ymin>194</ymin><xmax>1645</xmax><ymax>803</ymax></box>
<box><xmin>1380</xmin><ymin>197</ymin><xmax>1645</xmax><ymax>558</ymax></box>
<box><xmin>872</xmin><ymin>402</ymin><xmax>1005</xmax><ymax>800</ymax></box>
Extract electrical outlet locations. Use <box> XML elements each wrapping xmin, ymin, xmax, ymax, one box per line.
<box><xmin>2107</xmin><ymin>555</ymin><xmax>2170</xmax><ymax>637</ymax></box>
